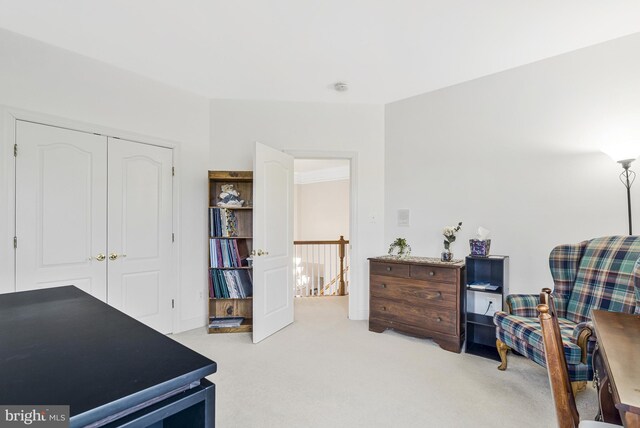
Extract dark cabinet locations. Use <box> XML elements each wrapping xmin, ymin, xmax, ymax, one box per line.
<box><xmin>465</xmin><ymin>255</ymin><xmax>509</xmax><ymax>360</ymax></box>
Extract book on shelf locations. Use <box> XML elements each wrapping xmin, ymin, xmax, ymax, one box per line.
<box><xmin>209</xmin><ymin>269</ymin><xmax>253</xmax><ymax>299</ymax></box>
<box><xmin>208</xmin><ymin>207</ymin><xmax>238</xmax><ymax>237</ymax></box>
<box><xmin>208</xmin><ymin>317</ymin><xmax>244</xmax><ymax>328</ymax></box>
<box><xmin>467</xmin><ymin>282</ymin><xmax>500</xmax><ymax>291</ymax></box>
<box><xmin>209</xmin><ymin>238</ymin><xmax>246</xmax><ymax>268</ymax></box>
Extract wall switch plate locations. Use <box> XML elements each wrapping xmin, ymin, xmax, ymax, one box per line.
<box><xmin>397</xmin><ymin>209</ymin><xmax>410</xmax><ymax>226</ymax></box>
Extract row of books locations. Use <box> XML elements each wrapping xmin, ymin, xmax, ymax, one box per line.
<box><xmin>209</xmin><ymin>207</ymin><xmax>238</xmax><ymax>237</ymax></box>
<box><xmin>209</xmin><ymin>238</ymin><xmax>244</xmax><ymax>268</ymax></box>
<box><xmin>209</xmin><ymin>317</ymin><xmax>244</xmax><ymax>329</ymax></box>
<box><xmin>209</xmin><ymin>269</ymin><xmax>253</xmax><ymax>299</ymax></box>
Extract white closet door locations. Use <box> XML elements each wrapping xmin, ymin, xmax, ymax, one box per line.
<box><xmin>252</xmin><ymin>142</ymin><xmax>294</xmax><ymax>343</ymax></box>
<box><xmin>106</xmin><ymin>138</ymin><xmax>174</xmax><ymax>333</ymax></box>
<box><xmin>15</xmin><ymin>121</ymin><xmax>108</xmax><ymax>300</ymax></box>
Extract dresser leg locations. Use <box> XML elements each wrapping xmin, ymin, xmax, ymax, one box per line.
<box><xmin>496</xmin><ymin>339</ymin><xmax>510</xmax><ymax>371</ymax></box>
<box><xmin>368</xmin><ymin>320</ymin><xmax>386</xmax><ymax>333</ymax></box>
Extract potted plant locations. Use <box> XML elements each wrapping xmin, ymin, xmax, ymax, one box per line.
<box><xmin>388</xmin><ymin>237</ymin><xmax>411</xmax><ymax>258</ymax></box>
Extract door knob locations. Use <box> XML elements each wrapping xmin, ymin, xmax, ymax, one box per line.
<box><xmin>94</xmin><ymin>253</ymin><xmax>106</xmax><ymax>262</ymax></box>
<box><xmin>109</xmin><ymin>253</ymin><xmax>127</xmax><ymax>261</ymax></box>
<box><xmin>256</xmin><ymin>249</ymin><xmax>269</xmax><ymax>256</ymax></box>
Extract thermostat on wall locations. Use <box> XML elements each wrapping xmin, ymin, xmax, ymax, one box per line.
<box><xmin>397</xmin><ymin>209</ymin><xmax>410</xmax><ymax>227</ymax></box>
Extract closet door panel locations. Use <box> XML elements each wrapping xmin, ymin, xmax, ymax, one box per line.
<box><xmin>15</xmin><ymin>121</ymin><xmax>108</xmax><ymax>300</ymax></box>
<box><xmin>107</xmin><ymin>138</ymin><xmax>173</xmax><ymax>333</ymax></box>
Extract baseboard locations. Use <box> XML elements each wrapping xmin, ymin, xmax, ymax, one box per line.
<box><xmin>176</xmin><ymin>316</ymin><xmax>206</xmax><ymax>334</ymax></box>
<box><xmin>349</xmin><ymin>307</ymin><xmax>369</xmax><ymax>321</ymax></box>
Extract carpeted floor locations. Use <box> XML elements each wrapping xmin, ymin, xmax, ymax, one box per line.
<box><xmin>173</xmin><ymin>296</ymin><xmax>597</xmax><ymax>427</ymax></box>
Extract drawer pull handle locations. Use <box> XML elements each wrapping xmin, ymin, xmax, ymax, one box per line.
<box><xmin>382</xmin><ymin>306</ymin><xmax>387</xmax><ymax>311</ymax></box>
<box><xmin>436</xmin><ymin>317</ymin><xmax>442</xmax><ymax>322</ymax></box>
<box><xmin>429</xmin><ymin>271</ymin><xmax>435</xmax><ymax>276</ymax></box>
<box><xmin>386</xmin><ymin>267</ymin><xmax>392</xmax><ymax>271</ymax></box>
<box><xmin>381</xmin><ymin>284</ymin><xmax>387</xmax><ymax>288</ymax></box>
<box><xmin>436</xmin><ymin>291</ymin><xmax>441</xmax><ymax>297</ymax></box>
<box><xmin>226</xmin><ymin>306</ymin><xmax>234</xmax><ymax>315</ymax></box>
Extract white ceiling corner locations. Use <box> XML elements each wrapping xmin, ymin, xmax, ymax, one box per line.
<box><xmin>1</xmin><ymin>0</ymin><xmax>640</xmax><ymax>104</ymax></box>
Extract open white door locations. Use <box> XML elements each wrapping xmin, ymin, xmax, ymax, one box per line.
<box><xmin>252</xmin><ymin>142</ymin><xmax>294</xmax><ymax>343</ymax></box>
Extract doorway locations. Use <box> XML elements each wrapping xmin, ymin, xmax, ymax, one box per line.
<box><xmin>293</xmin><ymin>159</ymin><xmax>350</xmax><ymax>306</ymax></box>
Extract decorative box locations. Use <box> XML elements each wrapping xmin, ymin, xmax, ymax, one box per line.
<box><xmin>469</xmin><ymin>239</ymin><xmax>491</xmax><ymax>257</ymax></box>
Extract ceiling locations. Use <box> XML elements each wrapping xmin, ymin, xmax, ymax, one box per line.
<box><xmin>1</xmin><ymin>1</ymin><xmax>640</xmax><ymax>104</ymax></box>
<box><xmin>295</xmin><ymin>159</ymin><xmax>349</xmax><ymax>173</ymax></box>
<box><xmin>294</xmin><ymin>159</ymin><xmax>350</xmax><ymax>184</ymax></box>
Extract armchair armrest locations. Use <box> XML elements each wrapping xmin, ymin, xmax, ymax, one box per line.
<box><xmin>572</xmin><ymin>320</ymin><xmax>596</xmax><ymax>363</ymax></box>
<box><xmin>505</xmin><ymin>294</ymin><xmax>539</xmax><ymax>317</ymax></box>
<box><xmin>506</xmin><ymin>292</ymin><xmax>570</xmax><ymax>318</ymax></box>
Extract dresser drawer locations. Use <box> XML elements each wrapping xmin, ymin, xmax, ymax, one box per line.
<box><xmin>370</xmin><ymin>298</ymin><xmax>456</xmax><ymax>335</ymax></box>
<box><xmin>370</xmin><ymin>261</ymin><xmax>410</xmax><ymax>278</ymax></box>
<box><xmin>370</xmin><ymin>275</ymin><xmax>456</xmax><ymax>308</ymax></box>
<box><xmin>410</xmin><ymin>265</ymin><xmax>457</xmax><ymax>283</ymax></box>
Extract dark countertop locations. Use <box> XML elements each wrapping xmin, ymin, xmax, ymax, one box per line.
<box><xmin>0</xmin><ymin>286</ymin><xmax>216</xmax><ymax>426</ymax></box>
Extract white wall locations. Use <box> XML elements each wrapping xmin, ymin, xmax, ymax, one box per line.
<box><xmin>295</xmin><ymin>180</ymin><xmax>350</xmax><ymax>241</ymax></box>
<box><xmin>210</xmin><ymin>99</ymin><xmax>385</xmax><ymax>319</ymax></box>
<box><xmin>0</xmin><ymin>29</ymin><xmax>210</xmax><ymax>332</ymax></box>
<box><xmin>385</xmin><ymin>33</ymin><xmax>640</xmax><ymax>295</ymax></box>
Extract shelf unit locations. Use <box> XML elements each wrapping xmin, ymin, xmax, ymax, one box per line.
<box><xmin>465</xmin><ymin>255</ymin><xmax>509</xmax><ymax>360</ymax></box>
<box><xmin>207</xmin><ymin>170</ymin><xmax>253</xmax><ymax>334</ymax></box>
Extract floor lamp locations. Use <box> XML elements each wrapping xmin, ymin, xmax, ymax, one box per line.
<box><xmin>603</xmin><ymin>149</ymin><xmax>638</xmax><ymax>236</ymax></box>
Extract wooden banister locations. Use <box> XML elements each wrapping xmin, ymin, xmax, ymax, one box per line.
<box><xmin>293</xmin><ymin>239</ymin><xmax>350</xmax><ymax>245</ymax></box>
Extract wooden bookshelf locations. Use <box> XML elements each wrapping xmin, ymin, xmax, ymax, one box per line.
<box><xmin>207</xmin><ymin>171</ymin><xmax>253</xmax><ymax>334</ymax></box>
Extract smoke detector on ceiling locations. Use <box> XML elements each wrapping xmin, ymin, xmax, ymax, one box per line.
<box><xmin>334</xmin><ymin>82</ymin><xmax>348</xmax><ymax>92</ymax></box>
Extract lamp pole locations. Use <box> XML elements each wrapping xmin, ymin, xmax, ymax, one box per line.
<box><xmin>619</xmin><ymin>159</ymin><xmax>635</xmax><ymax>236</ymax></box>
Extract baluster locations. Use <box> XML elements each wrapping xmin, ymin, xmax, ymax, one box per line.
<box><xmin>338</xmin><ymin>235</ymin><xmax>346</xmax><ymax>296</ymax></box>
<box><xmin>314</xmin><ymin>244</ymin><xmax>324</xmax><ymax>296</ymax></box>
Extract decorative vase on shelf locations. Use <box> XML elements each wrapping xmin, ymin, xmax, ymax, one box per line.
<box><xmin>441</xmin><ymin>222</ymin><xmax>462</xmax><ymax>262</ymax></box>
<box><xmin>441</xmin><ymin>245</ymin><xmax>453</xmax><ymax>262</ymax></box>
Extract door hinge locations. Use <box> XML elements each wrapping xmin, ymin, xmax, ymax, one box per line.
<box><xmin>13</xmin><ymin>236</ymin><xmax>17</xmax><ymax>249</ymax></box>
<box><xmin>13</xmin><ymin>144</ymin><xmax>17</xmax><ymax>157</ymax></box>
<box><xmin>172</xmin><ymin>166</ymin><xmax>175</xmax><ymax>176</ymax></box>
<box><xmin>172</xmin><ymin>233</ymin><xmax>175</xmax><ymax>243</ymax></box>
<box><xmin>171</xmin><ymin>299</ymin><xmax>175</xmax><ymax>309</ymax></box>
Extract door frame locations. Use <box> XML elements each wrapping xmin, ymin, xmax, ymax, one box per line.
<box><xmin>285</xmin><ymin>149</ymin><xmax>359</xmax><ymax>321</ymax></box>
<box><xmin>0</xmin><ymin>106</ymin><xmax>182</xmax><ymax>333</ymax></box>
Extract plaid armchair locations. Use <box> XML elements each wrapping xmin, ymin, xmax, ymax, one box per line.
<box><xmin>493</xmin><ymin>236</ymin><xmax>640</xmax><ymax>382</ymax></box>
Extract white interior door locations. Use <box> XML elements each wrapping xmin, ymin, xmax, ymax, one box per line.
<box><xmin>15</xmin><ymin>121</ymin><xmax>108</xmax><ymax>300</ymax></box>
<box><xmin>253</xmin><ymin>142</ymin><xmax>294</xmax><ymax>343</ymax></box>
<box><xmin>107</xmin><ymin>138</ymin><xmax>174</xmax><ymax>333</ymax></box>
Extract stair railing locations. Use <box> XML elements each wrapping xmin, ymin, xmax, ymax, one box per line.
<box><xmin>293</xmin><ymin>235</ymin><xmax>350</xmax><ymax>297</ymax></box>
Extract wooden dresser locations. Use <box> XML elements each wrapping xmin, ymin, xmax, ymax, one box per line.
<box><xmin>368</xmin><ymin>256</ymin><xmax>466</xmax><ymax>353</ymax></box>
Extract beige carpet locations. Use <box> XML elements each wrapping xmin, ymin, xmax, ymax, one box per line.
<box><xmin>173</xmin><ymin>296</ymin><xmax>597</xmax><ymax>428</ymax></box>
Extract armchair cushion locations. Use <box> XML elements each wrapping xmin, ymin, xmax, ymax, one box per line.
<box><xmin>494</xmin><ymin>312</ymin><xmax>583</xmax><ymax>365</ymax></box>
<box><xmin>566</xmin><ymin>236</ymin><xmax>640</xmax><ymax>323</ymax></box>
